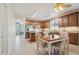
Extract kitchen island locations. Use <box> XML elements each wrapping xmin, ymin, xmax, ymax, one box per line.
<box><xmin>29</xmin><ymin>32</ymin><xmax>36</xmax><ymax>42</ymax></box>
<box><xmin>25</xmin><ymin>30</ymin><xmax>43</xmax><ymax>42</ymax></box>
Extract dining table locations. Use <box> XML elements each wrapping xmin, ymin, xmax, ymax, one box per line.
<box><xmin>39</xmin><ymin>34</ymin><xmax>68</xmax><ymax>55</ymax></box>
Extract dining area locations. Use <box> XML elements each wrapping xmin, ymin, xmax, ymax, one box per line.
<box><xmin>35</xmin><ymin>29</ymin><xmax>69</xmax><ymax>55</ymax></box>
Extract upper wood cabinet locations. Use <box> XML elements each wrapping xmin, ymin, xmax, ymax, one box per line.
<box><xmin>59</xmin><ymin>12</ymin><xmax>78</xmax><ymax>27</ymax></box>
<box><xmin>59</xmin><ymin>17</ymin><xmax>63</xmax><ymax>27</ymax></box>
<box><xmin>68</xmin><ymin>13</ymin><xmax>77</xmax><ymax>26</ymax></box>
<box><xmin>43</xmin><ymin>21</ymin><xmax>50</xmax><ymax>28</ymax></box>
<box><xmin>39</xmin><ymin>22</ymin><xmax>44</xmax><ymax>28</ymax></box>
<box><xmin>62</xmin><ymin>15</ymin><xmax>69</xmax><ymax>27</ymax></box>
<box><xmin>78</xmin><ymin>12</ymin><xmax>79</xmax><ymax>26</ymax></box>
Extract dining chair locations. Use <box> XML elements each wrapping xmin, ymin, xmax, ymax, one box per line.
<box><xmin>60</xmin><ymin>31</ymin><xmax>69</xmax><ymax>55</ymax></box>
<box><xmin>35</xmin><ymin>33</ymin><xmax>49</xmax><ymax>55</ymax></box>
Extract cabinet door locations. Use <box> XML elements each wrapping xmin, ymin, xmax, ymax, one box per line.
<box><xmin>69</xmin><ymin>33</ymin><xmax>74</xmax><ymax>44</ymax></box>
<box><xmin>74</xmin><ymin>33</ymin><xmax>78</xmax><ymax>45</ymax></box>
<box><xmin>69</xmin><ymin>33</ymin><xmax>78</xmax><ymax>45</ymax></box>
<box><xmin>43</xmin><ymin>21</ymin><xmax>49</xmax><ymax>28</ymax></box>
<box><xmin>59</xmin><ymin>17</ymin><xmax>63</xmax><ymax>27</ymax></box>
<box><xmin>39</xmin><ymin>22</ymin><xmax>44</xmax><ymax>28</ymax></box>
<box><xmin>78</xmin><ymin>12</ymin><xmax>79</xmax><ymax>27</ymax></box>
<box><xmin>62</xmin><ymin>16</ymin><xmax>68</xmax><ymax>27</ymax></box>
<box><xmin>30</xmin><ymin>33</ymin><xmax>35</xmax><ymax>42</ymax></box>
<box><xmin>68</xmin><ymin>13</ymin><xmax>77</xmax><ymax>26</ymax></box>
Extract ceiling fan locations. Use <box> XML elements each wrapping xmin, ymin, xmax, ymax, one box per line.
<box><xmin>54</xmin><ymin>3</ymin><xmax>72</xmax><ymax>12</ymax></box>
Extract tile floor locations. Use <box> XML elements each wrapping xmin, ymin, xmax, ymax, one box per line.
<box><xmin>11</xmin><ymin>35</ymin><xmax>79</xmax><ymax>55</ymax></box>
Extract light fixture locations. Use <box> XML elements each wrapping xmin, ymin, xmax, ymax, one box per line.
<box><xmin>58</xmin><ymin>5</ymin><xmax>63</xmax><ymax>11</ymax></box>
<box><xmin>54</xmin><ymin>3</ymin><xmax>71</xmax><ymax>12</ymax></box>
<box><xmin>54</xmin><ymin>8</ymin><xmax>59</xmax><ymax>12</ymax></box>
<box><xmin>54</xmin><ymin>3</ymin><xmax>64</xmax><ymax>12</ymax></box>
<box><xmin>55</xmin><ymin>6</ymin><xmax>63</xmax><ymax>12</ymax></box>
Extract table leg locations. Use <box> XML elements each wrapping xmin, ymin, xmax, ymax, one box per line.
<box><xmin>48</xmin><ymin>43</ymin><xmax>51</xmax><ymax>55</ymax></box>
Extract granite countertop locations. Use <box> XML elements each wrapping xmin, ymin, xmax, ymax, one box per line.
<box><xmin>64</xmin><ymin>27</ymin><xmax>79</xmax><ymax>33</ymax></box>
<box><xmin>27</xmin><ymin>29</ymin><xmax>42</xmax><ymax>33</ymax></box>
<box><xmin>26</xmin><ymin>27</ymin><xmax>79</xmax><ymax>33</ymax></box>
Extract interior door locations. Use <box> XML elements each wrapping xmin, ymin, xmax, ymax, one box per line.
<box><xmin>0</xmin><ymin>4</ymin><xmax>4</xmax><ymax>54</ymax></box>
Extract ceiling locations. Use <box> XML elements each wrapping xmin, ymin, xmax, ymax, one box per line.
<box><xmin>13</xmin><ymin>3</ymin><xmax>79</xmax><ymax>21</ymax></box>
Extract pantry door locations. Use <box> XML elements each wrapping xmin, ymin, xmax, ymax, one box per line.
<box><xmin>0</xmin><ymin>4</ymin><xmax>4</xmax><ymax>54</ymax></box>
<box><xmin>0</xmin><ymin>4</ymin><xmax>6</xmax><ymax>54</ymax></box>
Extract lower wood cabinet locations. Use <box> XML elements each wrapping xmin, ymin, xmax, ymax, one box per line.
<box><xmin>43</xmin><ymin>21</ymin><xmax>50</xmax><ymax>28</ymax></box>
<box><xmin>69</xmin><ymin>33</ymin><xmax>78</xmax><ymax>45</ymax></box>
<box><xmin>29</xmin><ymin>33</ymin><xmax>36</xmax><ymax>42</ymax></box>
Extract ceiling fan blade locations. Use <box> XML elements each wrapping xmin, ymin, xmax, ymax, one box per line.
<box><xmin>55</xmin><ymin>3</ymin><xmax>71</xmax><ymax>7</ymax></box>
<box><xmin>64</xmin><ymin>4</ymin><xmax>71</xmax><ymax>7</ymax></box>
<box><xmin>60</xmin><ymin>3</ymin><xmax>71</xmax><ymax>7</ymax></box>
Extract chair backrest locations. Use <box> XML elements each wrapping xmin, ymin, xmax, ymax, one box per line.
<box><xmin>35</xmin><ymin>33</ymin><xmax>42</xmax><ymax>45</ymax></box>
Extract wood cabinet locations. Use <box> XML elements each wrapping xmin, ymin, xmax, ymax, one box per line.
<box><xmin>59</xmin><ymin>12</ymin><xmax>78</xmax><ymax>27</ymax></box>
<box><xmin>78</xmin><ymin>12</ymin><xmax>79</xmax><ymax>26</ymax></box>
<box><xmin>29</xmin><ymin>33</ymin><xmax>36</xmax><ymax>42</ymax></box>
<box><xmin>59</xmin><ymin>17</ymin><xmax>63</xmax><ymax>27</ymax></box>
<box><xmin>59</xmin><ymin>12</ymin><xmax>79</xmax><ymax>45</ymax></box>
<box><xmin>59</xmin><ymin>16</ymin><xmax>69</xmax><ymax>27</ymax></box>
<box><xmin>43</xmin><ymin>21</ymin><xmax>50</xmax><ymax>28</ymax></box>
<box><xmin>69</xmin><ymin>33</ymin><xmax>78</xmax><ymax>45</ymax></box>
<box><xmin>62</xmin><ymin>15</ymin><xmax>68</xmax><ymax>27</ymax></box>
<box><xmin>68</xmin><ymin>13</ymin><xmax>77</xmax><ymax>26</ymax></box>
<box><xmin>39</xmin><ymin>22</ymin><xmax>44</xmax><ymax>28</ymax></box>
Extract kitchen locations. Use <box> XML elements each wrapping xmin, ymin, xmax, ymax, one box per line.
<box><xmin>25</xmin><ymin>11</ymin><xmax>79</xmax><ymax>45</ymax></box>
<box><xmin>13</xmin><ymin>3</ymin><xmax>79</xmax><ymax>55</ymax></box>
